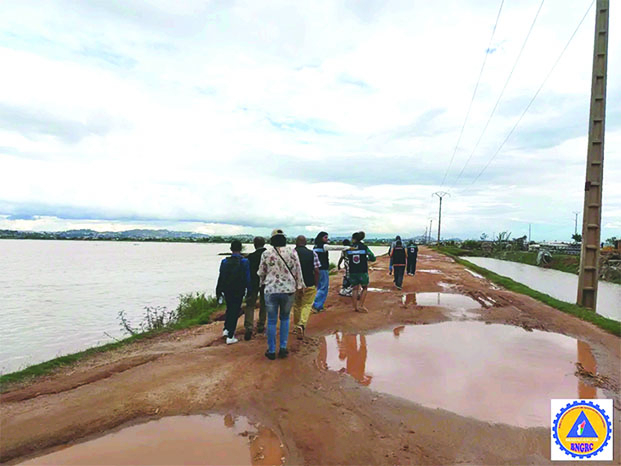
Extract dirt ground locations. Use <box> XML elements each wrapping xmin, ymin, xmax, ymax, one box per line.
<box><xmin>1</xmin><ymin>248</ymin><xmax>619</xmax><ymax>465</ymax></box>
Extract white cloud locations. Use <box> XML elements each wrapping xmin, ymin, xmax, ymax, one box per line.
<box><xmin>0</xmin><ymin>0</ymin><xmax>619</xmax><ymax>240</ymax></box>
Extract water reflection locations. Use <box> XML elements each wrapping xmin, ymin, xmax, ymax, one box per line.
<box><xmin>577</xmin><ymin>340</ymin><xmax>597</xmax><ymax>399</ymax></box>
<box><xmin>318</xmin><ymin>322</ymin><xmax>600</xmax><ymax>427</ymax></box>
<box><xmin>20</xmin><ymin>415</ymin><xmax>285</xmax><ymax>466</ymax></box>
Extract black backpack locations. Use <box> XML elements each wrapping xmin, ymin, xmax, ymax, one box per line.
<box><xmin>222</xmin><ymin>256</ymin><xmax>245</xmax><ymax>294</ymax></box>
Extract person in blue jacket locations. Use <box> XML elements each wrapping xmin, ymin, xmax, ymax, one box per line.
<box><xmin>216</xmin><ymin>240</ymin><xmax>251</xmax><ymax>345</ymax></box>
<box><xmin>312</xmin><ymin>231</ymin><xmax>330</xmax><ymax>312</ymax></box>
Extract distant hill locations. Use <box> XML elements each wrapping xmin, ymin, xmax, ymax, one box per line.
<box><xmin>0</xmin><ymin>228</ymin><xmax>211</xmax><ymax>242</ymax></box>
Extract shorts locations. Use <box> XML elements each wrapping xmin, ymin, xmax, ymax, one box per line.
<box><xmin>349</xmin><ymin>273</ymin><xmax>369</xmax><ymax>287</ymax></box>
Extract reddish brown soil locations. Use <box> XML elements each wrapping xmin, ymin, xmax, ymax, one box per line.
<box><xmin>1</xmin><ymin>248</ymin><xmax>619</xmax><ymax>465</ymax></box>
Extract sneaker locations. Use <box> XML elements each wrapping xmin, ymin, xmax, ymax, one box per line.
<box><xmin>278</xmin><ymin>348</ymin><xmax>289</xmax><ymax>359</ymax></box>
<box><xmin>244</xmin><ymin>329</ymin><xmax>252</xmax><ymax>341</ymax></box>
<box><xmin>311</xmin><ymin>307</ymin><xmax>321</xmax><ymax>314</ymax></box>
<box><xmin>222</xmin><ymin>329</ymin><xmax>228</xmax><ymax>337</ymax></box>
<box><xmin>226</xmin><ymin>337</ymin><xmax>238</xmax><ymax>345</ymax></box>
<box><xmin>396</xmin><ymin>285</ymin><xmax>402</xmax><ymax>290</ymax></box>
<box><xmin>265</xmin><ymin>350</ymin><xmax>276</xmax><ymax>360</ymax></box>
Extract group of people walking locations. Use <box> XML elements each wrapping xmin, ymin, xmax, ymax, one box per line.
<box><xmin>215</xmin><ymin>229</ymin><xmax>377</xmax><ymax>360</ymax></box>
<box><xmin>388</xmin><ymin>235</ymin><xmax>419</xmax><ymax>290</ymax></box>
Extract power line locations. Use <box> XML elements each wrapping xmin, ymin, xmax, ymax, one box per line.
<box><xmin>440</xmin><ymin>0</ymin><xmax>505</xmax><ymax>187</ymax></box>
<box><xmin>448</xmin><ymin>0</ymin><xmax>546</xmax><ymax>190</ymax></box>
<box><xmin>468</xmin><ymin>0</ymin><xmax>595</xmax><ymax>187</ymax></box>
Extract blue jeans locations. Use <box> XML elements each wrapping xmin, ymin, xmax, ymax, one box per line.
<box><xmin>266</xmin><ymin>292</ymin><xmax>295</xmax><ymax>353</ymax></box>
<box><xmin>312</xmin><ymin>269</ymin><xmax>329</xmax><ymax>310</ymax></box>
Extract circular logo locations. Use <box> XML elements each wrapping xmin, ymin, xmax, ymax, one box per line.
<box><xmin>352</xmin><ymin>255</ymin><xmax>360</xmax><ymax>264</ymax></box>
<box><xmin>552</xmin><ymin>400</ymin><xmax>611</xmax><ymax>459</ymax></box>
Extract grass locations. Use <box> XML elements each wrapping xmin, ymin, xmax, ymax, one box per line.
<box><xmin>0</xmin><ymin>292</ymin><xmax>223</xmax><ymax>390</ymax></box>
<box><xmin>434</xmin><ymin>247</ymin><xmax>621</xmax><ymax>337</ymax></box>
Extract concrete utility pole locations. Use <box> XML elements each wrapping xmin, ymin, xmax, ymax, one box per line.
<box><xmin>433</xmin><ymin>192</ymin><xmax>449</xmax><ymax>244</ymax></box>
<box><xmin>573</xmin><ymin>211</ymin><xmax>580</xmax><ymax>236</ymax></box>
<box><xmin>577</xmin><ymin>0</ymin><xmax>609</xmax><ymax>311</ymax></box>
<box><xmin>529</xmin><ymin>223</ymin><xmax>532</xmax><ymax>243</ymax></box>
<box><xmin>429</xmin><ymin>219</ymin><xmax>433</xmax><ymax>244</ymax></box>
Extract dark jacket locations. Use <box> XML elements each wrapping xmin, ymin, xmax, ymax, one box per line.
<box><xmin>295</xmin><ymin>245</ymin><xmax>316</xmax><ymax>287</ymax></box>
<box><xmin>216</xmin><ymin>253</ymin><xmax>251</xmax><ymax>297</ymax></box>
<box><xmin>247</xmin><ymin>247</ymin><xmax>266</xmax><ymax>288</ymax></box>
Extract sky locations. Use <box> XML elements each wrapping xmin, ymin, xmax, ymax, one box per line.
<box><xmin>0</xmin><ymin>0</ymin><xmax>620</xmax><ymax>241</ymax></box>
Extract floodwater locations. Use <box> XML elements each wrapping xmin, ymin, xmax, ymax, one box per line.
<box><xmin>464</xmin><ymin>257</ymin><xmax>621</xmax><ymax>321</ymax></box>
<box><xmin>19</xmin><ymin>415</ymin><xmax>284</xmax><ymax>466</ymax></box>
<box><xmin>318</xmin><ymin>322</ymin><xmax>602</xmax><ymax>427</ymax></box>
<box><xmin>0</xmin><ymin>239</ymin><xmax>388</xmax><ymax>373</ymax></box>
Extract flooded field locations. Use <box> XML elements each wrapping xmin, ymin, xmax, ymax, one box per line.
<box><xmin>318</xmin><ymin>322</ymin><xmax>601</xmax><ymax>427</ymax></box>
<box><xmin>19</xmin><ymin>415</ymin><xmax>284</xmax><ymax>466</ymax></box>
<box><xmin>464</xmin><ymin>257</ymin><xmax>621</xmax><ymax>321</ymax></box>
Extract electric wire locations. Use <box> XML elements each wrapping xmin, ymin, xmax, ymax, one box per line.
<box><xmin>439</xmin><ymin>0</ymin><xmax>505</xmax><ymax>187</ymax></box>
<box><xmin>468</xmin><ymin>0</ymin><xmax>595</xmax><ymax>187</ymax></box>
<box><xmin>448</xmin><ymin>0</ymin><xmax>546</xmax><ymax>190</ymax></box>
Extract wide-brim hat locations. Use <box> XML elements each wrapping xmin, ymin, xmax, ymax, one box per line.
<box><xmin>271</xmin><ymin>228</ymin><xmax>285</xmax><ymax>238</ymax></box>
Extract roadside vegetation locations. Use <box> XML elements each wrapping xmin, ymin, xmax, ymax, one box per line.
<box><xmin>434</xmin><ymin>247</ymin><xmax>621</xmax><ymax>337</ymax></box>
<box><xmin>0</xmin><ymin>293</ymin><xmax>223</xmax><ymax>390</ymax></box>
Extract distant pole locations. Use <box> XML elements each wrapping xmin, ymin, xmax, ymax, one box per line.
<box><xmin>433</xmin><ymin>192</ymin><xmax>449</xmax><ymax>244</ymax></box>
<box><xmin>573</xmin><ymin>211</ymin><xmax>580</xmax><ymax>236</ymax></box>
<box><xmin>528</xmin><ymin>223</ymin><xmax>532</xmax><ymax>243</ymax></box>
<box><xmin>577</xmin><ymin>0</ymin><xmax>609</xmax><ymax>311</ymax></box>
<box><xmin>429</xmin><ymin>219</ymin><xmax>433</xmax><ymax>244</ymax></box>
<box><xmin>423</xmin><ymin>226</ymin><xmax>428</xmax><ymax>244</ymax></box>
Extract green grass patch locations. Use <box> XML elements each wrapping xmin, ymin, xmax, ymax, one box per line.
<box><xmin>0</xmin><ymin>292</ymin><xmax>223</xmax><ymax>390</ymax></box>
<box><xmin>434</xmin><ymin>247</ymin><xmax>621</xmax><ymax>337</ymax></box>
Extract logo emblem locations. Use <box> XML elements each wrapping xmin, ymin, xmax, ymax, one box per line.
<box><xmin>551</xmin><ymin>400</ymin><xmax>612</xmax><ymax>460</ymax></box>
<box><xmin>352</xmin><ymin>255</ymin><xmax>360</xmax><ymax>264</ymax></box>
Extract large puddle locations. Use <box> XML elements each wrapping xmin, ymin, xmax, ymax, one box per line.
<box><xmin>19</xmin><ymin>415</ymin><xmax>285</xmax><ymax>466</ymax></box>
<box><xmin>317</xmin><ymin>322</ymin><xmax>601</xmax><ymax>427</ymax></box>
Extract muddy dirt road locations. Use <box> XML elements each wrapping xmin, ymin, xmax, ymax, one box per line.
<box><xmin>1</xmin><ymin>248</ymin><xmax>619</xmax><ymax>465</ymax></box>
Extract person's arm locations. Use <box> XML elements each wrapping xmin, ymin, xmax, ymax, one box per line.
<box><xmin>313</xmin><ymin>251</ymin><xmax>320</xmax><ymax>284</ymax></box>
<box><xmin>258</xmin><ymin>253</ymin><xmax>267</xmax><ymax>286</ymax></box>
<box><xmin>215</xmin><ymin>259</ymin><xmax>226</xmax><ymax>297</ymax></box>
<box><xmin>292</xmin><ymin>251</ymin><xmax>304</xmax><ymax>289</ymax></box>
<box><xmin>389</xmin><ymin>249</ymin><xmax>394</xmax><ymax>258</ymax></box>
<box><xmin>367</xmin><ymin>248</ymin><xmax>376</xmax><ymax>262</ymax></box>
<box><xmin>243</xmin><ymin>259</ymin><xmax>251</xmax><ymax>295</ymax></box>
<box><xmin>337</xmin><ymin>252</ymin><xmax>344</xmax><ymax>270</ymax></box>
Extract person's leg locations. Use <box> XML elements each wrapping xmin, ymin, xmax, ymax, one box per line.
<box><xmin>389</xmin><ymin>256</ymin><xmax>393</xmax><ymax>275</ymax></box>
<box><xmin>278</xmin><ymin>293</ymin><xmax>295</xmax><ymax>355</ymax></box>
<box><xmin>298</xmin><ymin>287</ymin><xmax>316</xmax><ymax>336</ymax></box>
<box><xmin>225</xmin><ymin>293</ymin><xmax>243</xmax><ymax>340</ymax></box>
<box><xmin>412</xmin><ymin>254</ymin><xmax>417</xmax><ymax>275</ymax></box>
<box><xmin>351</xmin><ymin>284</ymin><xmax>359</xmax><ymax>311</ymax></box>
<box><xmin>395</xmin><ymin>267</ymin><xmax>404</xmax><ymax>288</ymax></box>
<box><xmin>359</xmin><ymin>286</ymin><xmax>369</xmax><ymax>311</ymax></box>
<box><xmin>292</xmin><ymin>290</ymin><xmax>302</xmax><ymax>327</ymax></box>
<box><xmin>312</xmin><ymin>270</ymin><xmax>329</xmax><ymax>311</ymax></box>
<box><xmin>243</xmin><ymin>288</ymin><xmax>258</xmax><ymax>336</ymax></box>
<box><xmin>257</xmin><ymin>286</ymin><xmax>266</xmax><ymax>332</ymax></box>
<box><xmin>265</xmin><ymin>293</ymin><xmax>278</xmax><ymax>356</ymax></box>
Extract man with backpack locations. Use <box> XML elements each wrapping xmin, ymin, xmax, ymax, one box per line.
<box><xmin>293</xmin><ymin>235</ymin><xmax>320</xmax><ymax>339</ymax></box>
<box><xmin>390</xmin><ymin>240</ymin><xmax>407</xmax><ymax>290</ymax></box>
<box><xmin>216</xmin><ymin>240</ymin><xmax>251</xmax><ymax>345</ymax></box>
<box><xmin>347</xmin><ymin>231</ymin><xmax>376</xmax><ymax>313</ymax></box>
<box><xmin>406</xmin><ymin>241</ymin><xmax>418</xmax><ymax>276</ymax></box>
<box><xmin>243</xmin><ymin>236</ymin><xmax>267</xmax><ymax>341</ymax></box>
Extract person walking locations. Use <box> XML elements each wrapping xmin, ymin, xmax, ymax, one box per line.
<box><xmin>216</xmin><ymin>240</ymin><xmax>251</xmax><ymax>345</ymax></box>
<box><xmin>243</xmin><ymin>236</ymin><xmax>267</xmax><ymax>341</ymax></box>
<box><xmin>337</xmin><ymin>239</ymin><xmax>353</xmax><ymax>297</ymax></box>
<box><xmin>388</xmin><ymin>235</ymin><xmax>401</xmax><ymax>276</ymax></box>
<box><xmin>292</xmin><ymin>235</ymin><xmax>320</xmax><ymax>339</ymax></box>
<box><xmin>311</xmin><ymin>231</ymin><xmax>330</xmax><ymax>312</ymax></box>
<box><xmin>390</xmin><ymin>240</ymin><xmax>407</xmax><ymax>290</ymax></box>
<box><xmin>258</xmin><ymin>229</ymin><xmax>304</xmax><ymax>360</ymax></box>
<box><xmin>347</xmin><ymin>231</ymin><xmax>376</xmax><ymax>313</ymax></box>
<box><xmin>406</xmin><ymin>241</ymin><xmax>418</xmax><ymax>276</ymax></box>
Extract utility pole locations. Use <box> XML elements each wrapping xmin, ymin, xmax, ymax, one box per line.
<box><xmin>428</xmin><ymin>219</ymin><xmax>433</xmax><ymax>244</ymax></box>
<box><xmin>578</xmin><ymin>0</ymin><xmax>609</xmax><ymax>311</ymax></box>
<box><xmin>528</xmin><ymin>223</ymin><xmax>532</xmax><ymax>243</ymax></box>
<box><xmin>423</xmin><ymin>226</ymin><xmax>428</xmax><ymax>244</ymax></box>
<box><xmin>433</xmin><ymin>192</ymin><xmax>449</xmax><ymax>244</ymax></box>
<box><xmin>573</xmin><ymin>211</ymin><xmax>580</xmax><ymax>236</ymax></box>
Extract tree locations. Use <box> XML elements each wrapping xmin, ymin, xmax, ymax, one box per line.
<box><xmin>572</xmin><ymin>233</ymin><xmax>582</xmax><ymax>243</ymax></box>
<box><xmin>480</xmin><ymin>233</ymin><xmax>488</xmax><ymax>241</ymax></box>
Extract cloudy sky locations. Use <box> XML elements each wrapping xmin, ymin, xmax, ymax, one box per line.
<box><xmin>1</xmin><ymin>0</ymin><xmax>619</xmax><ymax>241</ymax></box>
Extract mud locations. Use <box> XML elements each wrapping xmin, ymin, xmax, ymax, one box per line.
<box><xmin>1</xmin><ymin>248</ymin><xmax>619</xmax><ymax>465</ymax></box>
